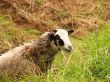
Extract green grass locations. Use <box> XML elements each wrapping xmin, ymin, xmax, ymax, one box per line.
<box><xmin>0</xmin><ymin>14</ymin><xmax>110</xmax><ymax>82</ymax></box>
<box><xmin>3</xmin><ymin>23</ymin><xmax>108</xmax><ymax>82</ymax></box>
<box><xmin>83</xmin><ymin>24</ymin><xmax>110</xmax><ymax>81</ymax></box>
<box><xmin>0</xmin><ymin>14</ymin><xmax>41</xmax><ymax>54</ymax></box>
<box><xmin>44</xmin><ymin>23</ymin><xmax>110</xmax><ymax>82</ymax></box>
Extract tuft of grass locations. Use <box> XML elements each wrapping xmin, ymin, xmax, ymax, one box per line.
<box><xmin>83</xmin><ymin>23</ymin><xmax>110</xmax><ymax>81</ymax></box>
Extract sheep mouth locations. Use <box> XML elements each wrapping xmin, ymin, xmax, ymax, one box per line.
<box><xmin>64</xmin><ymin>48</ymin><xmax>72</xmax><ymax>52</ymax></box>
<box><xmin>59</xmin><ymin>48</ymin><xmax>73</xmax><ymax>52</ymax></box>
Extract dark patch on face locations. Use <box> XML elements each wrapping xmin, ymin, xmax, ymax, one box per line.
<box><xmin>49</xmin><ymin>29</ymin><xmax>65</xmax><ymax>46</ymax></box>
<box><xmin>49</xmin><ymin>33</ymin><xmax>54</xmax><ymax>41</ymax></box>
<box><xmin>55</xmin><ymin>35</ymin><xmax>60</xmax><ymax>39</ymax></box>
<box><xmin>54</xmin><ymin>35</ymin><xmax>59</xmax><ymax>46</ymax></box>
<box><xmin>54</xmin><ymin>35</ymin><xmax>64</xmax><ymax>46</ymax></box>
<box><xmin>59</xmin><ymin>39</ymin><xmax>64</xmax><ymax>46</ymax></box>
<box><xmin>49</xmin><ymin>29</ymin><xmax>57</xmax><ymax>41</ymax></box>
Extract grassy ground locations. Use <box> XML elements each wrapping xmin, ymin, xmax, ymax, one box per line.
<box><xmin>0</xmin><ymin>0</ymin><xmax>110</xmax><ymax>81</ymax></box>
<box><xmin>0</xmin><ymin>14</ymin><xmax>110</xmax><ymax>82</ymax></box>
<box><xmin>46</xmin><ymin>23</ymin><xmax>110</xmax><ymax>82</ymax></box>
<box><xmin>0</xmin><ymin>14</ymin><xmax>41</xmax><ymax>54</ymax></box>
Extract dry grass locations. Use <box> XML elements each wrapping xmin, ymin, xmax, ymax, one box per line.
<box><xmin>0</xmin><ymin>0</ymin><xmax>109</xmax><ymax>34</ymax></box>
<box><xmin>0</xmin><ymin>14</ymin><xmax>41</xmax><ymax>54</ymax></box>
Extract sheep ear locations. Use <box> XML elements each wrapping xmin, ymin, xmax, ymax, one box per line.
<box><xmin>54</xmin><ymin>35</ymin><xmax>60</xmax><ymax>39</ymax></box>
<box><xmin>49</xmin><ymin>33</ymin><xmax>55</xmax><ymax>41</ymax></box>
<box><xmin>49</xmin><ymin>29</ymin><xmax>57</xmax><ymax>40</ymax></box>
<box><xmin>52</xmin><ymin>29</ymin><xmax>57</xmax><ymax>33</ymax></box>
<box><xmin>67</xmin><ymin>29</ymin><xmax>74</xmax><ymax>35</ymax></box>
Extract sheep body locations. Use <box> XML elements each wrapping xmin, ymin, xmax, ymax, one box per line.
<box><xmin>0</xmin><ymin>32</ymin><xmax>59</xmax><ymax>77</ymax></box>
<box><xmin>0</xmin><ymin>29</ymin><xmax>74</xmax><ymax>78</ymax></box>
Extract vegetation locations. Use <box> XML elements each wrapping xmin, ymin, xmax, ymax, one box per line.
<box><xmin>0</xmin><ymin>0</ymin><xmax>110</xmax><ymax>82</ymax></box>
<box><xmin>0</xmin><ymin>14</ymin><xmax>110</xmax><ymax>82</ymax></box>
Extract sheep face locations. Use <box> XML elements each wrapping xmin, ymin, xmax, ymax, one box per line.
<box><xmin>50</xmin><ymin>29</ymin><xmax>74</xmax><ymax>52</ymax></box>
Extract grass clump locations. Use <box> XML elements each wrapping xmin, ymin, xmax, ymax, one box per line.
<box><xmin>83</xmin><ymin>23</ymin><xmax>110</xmax><ymax>81</ymax></box>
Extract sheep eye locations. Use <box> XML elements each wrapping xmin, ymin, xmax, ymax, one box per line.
<box><xmin>54</xmin><ymin>35</ymin><xmax>64</xmax><ymax>46</ymax></box>
<box><xmin>54</xmin><ymin>35</ymin><xmax>60</xmax><ymax>46</ymax></box>
<box><xmin>59</xmin><ymin>39</ymin><xmax>64</xmax><ymax>46</ymax></box>
<box><xmin>55</xmin><ymin>35</ymin><xmax>60</xmax><ymax>39</ymax></box>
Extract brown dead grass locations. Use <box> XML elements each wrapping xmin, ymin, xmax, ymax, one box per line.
<box><xmin>0</xmin><ymin>24</ymin><xmax>37</xmax><ymax>54</ymax></box>
<box><xmin>60</xmin><ymin>17</ymin><xmax>99</xmax><ymax>38</ymax></box>
<box><xmin>0</xmin><ymin>0</ymin><xmax>109</xmax><ymax>37</ymax></box>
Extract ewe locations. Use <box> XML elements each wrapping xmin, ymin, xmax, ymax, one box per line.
<box><xmin>0</xmin><ymin>29</ymin><xmax>74</xmax><ymax>77</ymax></box>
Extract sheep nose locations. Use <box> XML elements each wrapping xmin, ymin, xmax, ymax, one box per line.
<box><xmin>68</xmin><ymin>45</ymin><xmax>73</xmax><ymax>51</ymax></box>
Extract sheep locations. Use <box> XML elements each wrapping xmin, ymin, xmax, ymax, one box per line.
<box><xmin>0</xmin><ymin>29</ymin><xmax>74</xmax><ymax>78</ymax></box>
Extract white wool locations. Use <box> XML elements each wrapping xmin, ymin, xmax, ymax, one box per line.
<box><xmin>0</xmin><ymin>43</ymin><xmax>33</xmax><ymax>66</ymax></box>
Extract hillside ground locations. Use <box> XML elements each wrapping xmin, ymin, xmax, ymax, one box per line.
<box><xmin>0</xmin><ymin>13</ymin><xmax>110</xmax><ymax>82</ymax></box>
<box><xmin>0</xmin><ymin>0</ymin><xmax>110</xmax><ymax>82</ymax></box>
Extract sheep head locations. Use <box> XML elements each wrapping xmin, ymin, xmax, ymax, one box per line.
<box><xmin>49</xmin><ymin>29</ymin><xmax>74</xmax><ymax>52</ymax></box>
